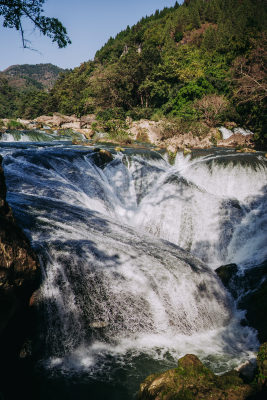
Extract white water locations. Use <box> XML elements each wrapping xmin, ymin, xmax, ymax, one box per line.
<box><xmin>0</xmin><ymin>130</ymin><xmax>85</xmax><ymax>142</ymax></box>
<box><xmin>219</xmin><ymin>126</ymin><xmax>254</xmax><ymax>140</ymax></box>
<box><xmin>1</xmin><ymin>144</ymin><xmax>266</xmax><ymax>383</ymax></box>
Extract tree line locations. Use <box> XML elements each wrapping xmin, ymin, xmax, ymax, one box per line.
<box><xmin>1</xmin><ymin>0</ymin><xmax>266</xmax><ymax>147</ymax></box>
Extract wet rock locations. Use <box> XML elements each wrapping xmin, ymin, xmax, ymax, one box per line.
<box><xmin>92</xmin><ymin>148</ymin><xmax>114</xmax><ymax>168</ymax></box>
<box><xmin>215</xmin><ymin>263</ymin><xmax>238</xmax><ymax>288</ymax></box>
<box><xmin>239</xmin><ymin>279</ymin><xmax>267</xmax><ymax>343</ymax></box>
<box><xmin>0</xmin><ymin>155</ymin><xmax>40</xmax><ymax>399</ymax></box>
<box><xmin>138</xmin><ymin>354</ymin><xmax>254</xmax><ymax>399</ymax></box>
<box><xmin>235</xmin><ymin>359</ymin><xmax>257</xmax><ymax>383</ymax></box>
<box><xmin>216</xmin><ymin>261</ymin><xmax>267</xmax><ymax>343</ymax></box>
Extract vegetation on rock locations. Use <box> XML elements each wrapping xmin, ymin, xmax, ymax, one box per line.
<box><xmin>138</xmin><ymin>353</ymin><xmax>255</xmax><ymax>399</ymax></box>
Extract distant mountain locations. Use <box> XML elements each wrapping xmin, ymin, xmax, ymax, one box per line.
<box><xmin>0</xmin><ymin>63</ymin><xmax>66</xmax><ymax>90</ymax></box>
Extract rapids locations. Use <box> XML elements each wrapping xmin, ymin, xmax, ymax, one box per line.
<box><xmin>0</xmin><ymin>139</ymin><xmax>266</xmax><ymax>399</ymax></box>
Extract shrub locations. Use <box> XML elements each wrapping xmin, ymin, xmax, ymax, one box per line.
<box><xmin>107</xmin><ymin>129</ymin><xmax>133</xmax><ymax>144</ymax></box>
<box><xmin>194</xmin><ymin>94</ymin><xmax>229</xmax><ymax>126</ymax></box>
<box><xmin>126</xmin><ymin>107</ymin><xmax>153</xmax><ymax>121</ymax></box>
<box><xmin>96</xmin><ymin>107</ymin><xmax>126</xmax><ymax>121</ymax></box>
<box><xmin>6</xmin><ymin>120</ymin><xmax>25</xmax><ymax>130</ymax></box>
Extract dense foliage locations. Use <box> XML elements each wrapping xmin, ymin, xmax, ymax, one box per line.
<box><xmin>1</xmin><ymin>0</ymin><xmax>267</xmax><ymax>147</ymax></box>
<box><xmin>1</xmin><ymin>63</ymin><xmax>66</xmax><ymax>89</ymax></box>
<box><xmin>0</xmin><ymin>63</ymin><xmax>65</xmax><ymax>118</ymax></box>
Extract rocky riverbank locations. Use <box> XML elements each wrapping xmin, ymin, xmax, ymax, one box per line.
<box><xmin>138</xmin><ymin>260</ymin><xmax>267</xmax><ymax>400</ymax></box>
<box><xmin>0</xmin><ymin>114</ymin><xmax>256</xmax><ymax>151</ymax></box>
<box><xmin>0</xmin><ymin>156</ymin><xmax>40</xmax><ymax>399</ymax></box>
<box><xmin>138</xmin><ymin>344</ymin><xmax>267</xmax><ymax>400</ymax></box>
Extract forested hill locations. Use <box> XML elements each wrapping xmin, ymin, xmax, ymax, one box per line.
<box><xmin>1</xmin><ymin>0</ymin><xmax>266</xmax><ymax>146</ymax></box>
<box><xmin>1</xmin><ymin>63</ymin><xmax>65</xmax><ymax>90</ymax></box>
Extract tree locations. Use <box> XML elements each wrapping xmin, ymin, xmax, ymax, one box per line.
<box><xmin>232</xmin><ymin>35</ymin><xmax>267</xmax><ymax>105</ymax></box>
<box><xmin>0</xmin><ymin>0</ymin><xmax>71</xmax><ymax>48</ymax></box>
<box><xmin>194</xmin><ymin>94</ymin><xmax>229</xmax><ymax>126</ymax></box>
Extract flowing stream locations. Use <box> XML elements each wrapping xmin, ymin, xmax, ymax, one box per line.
<box><xmin>0</xmin><ymin>136</ymin><xmax>266</xmax><ymax>399</ymax></box>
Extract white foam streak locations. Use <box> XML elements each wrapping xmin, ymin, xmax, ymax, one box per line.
<box><xmin>1</xmin><ymin>145</ymin><xmax>265</xmax><ymax>377</ymax></box>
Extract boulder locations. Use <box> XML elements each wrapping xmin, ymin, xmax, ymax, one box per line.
<box><xmin>129</xmin><ymin>120</ymin><xmax>162</xmax><ymax>144</ymax></box>
<box><xmin>92</xmin><ymin>148</ymin><xmax>114</xmax><ymax>168</ymax></box>
<box><xmin>215</xmin><ymin>263</ymin><xmax>238</xmax><ymax>288</ymax></box>
<box><xmin>61</xmin><ymin>121</ymin><xmax>81</xmax><ymax>130</ymax></box>
<box><xmin>35</xmin><ymin>113</ymin><xmax>80</xmax><ymax>128</ymax></box>
<box><xmin>138</xmin><ymin>354</ymin><xmax>254</xmax><ymax>399</ymax></box>
<box><xmin>216</xmin><ymin>261</ymin><xmax>267</xmax><ymax>343</ymax></box>
<box><xmin>165</xmin><ymin>132</ymin><xmax>212</xmax><ymax>152</ymax></box>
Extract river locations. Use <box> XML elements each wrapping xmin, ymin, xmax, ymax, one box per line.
<box><xmin>0</xmin><ymin>133</ymin><xmax>266</xmax><ymax>399</ymax></box>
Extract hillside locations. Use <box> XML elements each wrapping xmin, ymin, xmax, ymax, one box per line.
<box><xmin>1</xmin><ymin>63</ymin><xmax>66</xmax><ymax>90</ymax></box>
<box><xmin>48</xmin><ymin>0</ymin><xmax>267</xmax><ymax>147</ymax></box>
<box><xmin>1</xmin><ymin>0</ymin><xmax>266</xmax><ymax>147</ymax></box>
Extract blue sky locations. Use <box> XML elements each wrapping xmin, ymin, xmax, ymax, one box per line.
<box><xmin>0</xmin><ymin>0</ymin><xmax>180</xmax><ymax>71</ymax></box>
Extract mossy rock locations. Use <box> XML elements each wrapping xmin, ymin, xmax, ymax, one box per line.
<box><xmin>183</xmin><ymin>148</ymin><xmax>192</xmax><ymax>156</ymax></box>
<box><xmin>257</xmin><ymin>342</ymin><xmax>267</xmax><ymax>388</ymax></box>
<box><xmin>138</xmin><ymin>354</ymin><xmax>254</xmax><ymax>399</ymax></box>
<box><xmin>91</xmin><ymin>148</ymin><xmax>114</xmax><ymax>168</ymax></box>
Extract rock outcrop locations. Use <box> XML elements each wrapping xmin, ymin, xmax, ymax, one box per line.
<box><xmin>0</xmin><ymin>155</ymin><xmax>40</xmax><ymax>399</ymax></box>
<box><xmin>138</xmin><ymin>354</ymin><xmax>255</xmax><ymax>400</ymax></box>
<box><xmin>0</xmin><ymin>115</ymin><xmax>256</xmax><ymax>150</ymax></box>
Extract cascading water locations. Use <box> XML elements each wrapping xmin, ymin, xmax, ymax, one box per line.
<box><xmin>0</xmin><ymin>139</ymin><xmax>266</xmax><ymax>399</ymax></box>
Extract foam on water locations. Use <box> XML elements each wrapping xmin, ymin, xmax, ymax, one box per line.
<box><xmin>1</xmin><ymin>144</ymin><xmax>265</xmax><ymax>388</ymax></box>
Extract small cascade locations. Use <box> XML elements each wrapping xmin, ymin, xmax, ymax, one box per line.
<box><xmin>0</xmin><ymin>129</ymin><xmax>85</xmax><ymax>142</ymax></box>
<box><xmin>131</xmin><ymin>151</ymin><xmax>267</xmax><ymax>268</ymax></box>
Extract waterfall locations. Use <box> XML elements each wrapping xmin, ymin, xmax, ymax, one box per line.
<box><xmin>0</xmin><ymin>129</ymin><xmax>85</xmax><ymax>142</ymax></box>
<box><xmin>131</xmin><ymin>151</ymin><xmax>267</xmax><ymax>268</ymax></box>
<box><xmin>1</xmin><ymin>143</ymin><xmax>265</xmax><ymax>394</ymax></box>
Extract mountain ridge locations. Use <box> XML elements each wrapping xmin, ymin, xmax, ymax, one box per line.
<box><xmin>0</xmin><ymin>63</ymin><xmax>66</xmax><ymax>90</ymax></box>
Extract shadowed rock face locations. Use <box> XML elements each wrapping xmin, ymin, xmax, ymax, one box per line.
<box><xmin>0</xmin><ymin>155</ymin><xmax>40</xmax><ymax>399</ymax></box>
<box><xmin>138</xmin><ymin>354</ymin><xmax>255</xmax><ymax>400</ymax></box>
<box><xmin>216</xmin><ymin>262</ymin><xmax>267</xmax><ymax>343</ymax></box>
<box><xmin>0</xmin><ymin>155</ymin><xmax>40</xmax><ymax>335</ymax></box>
